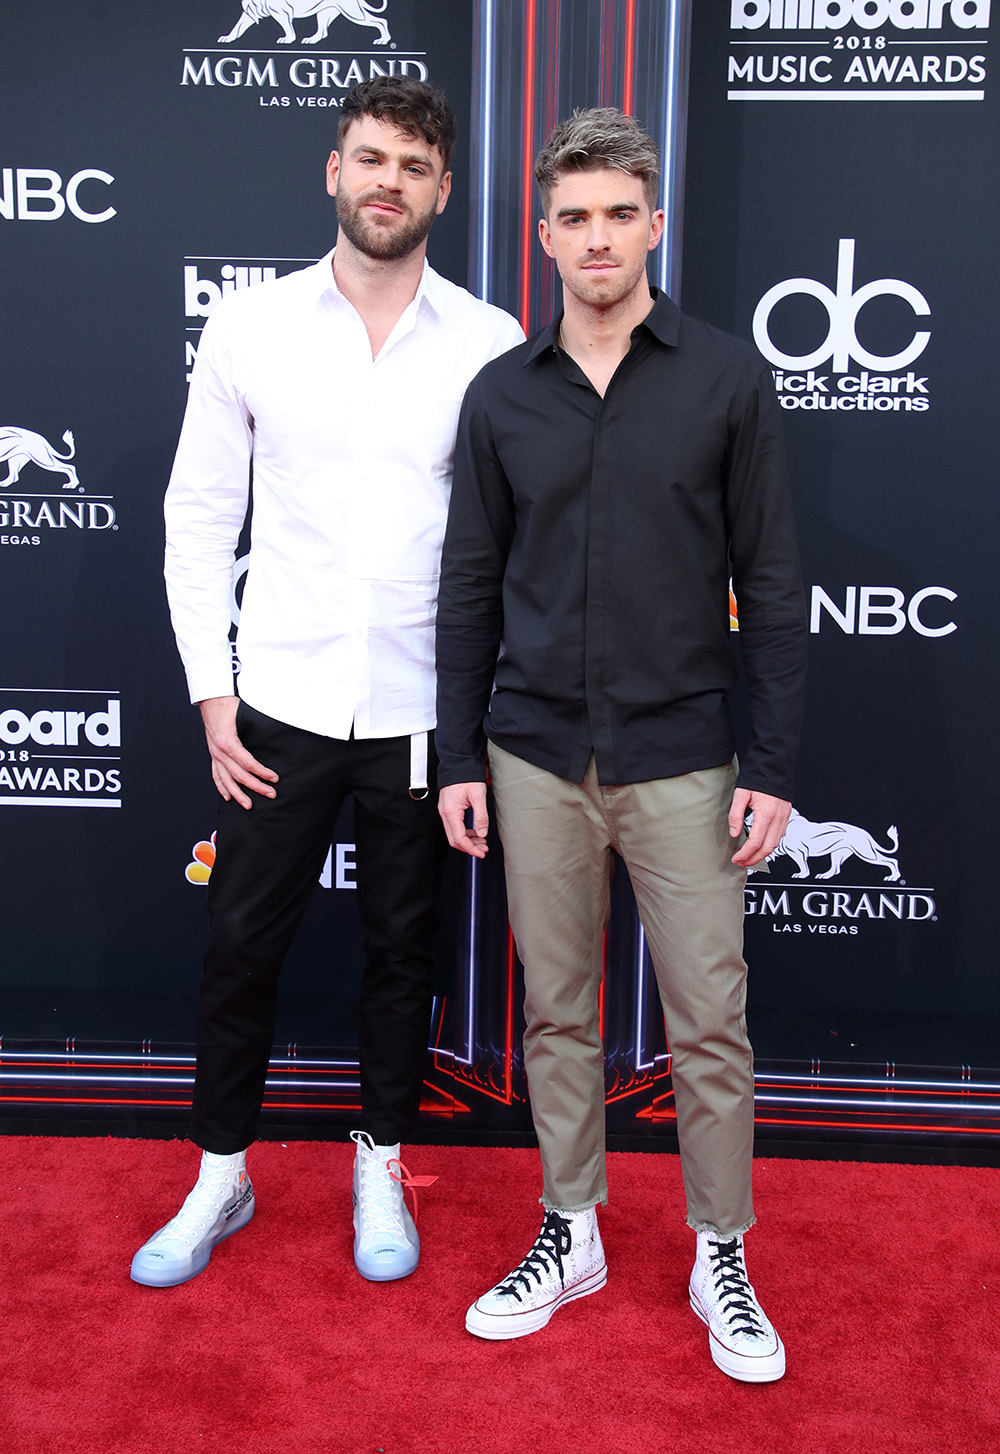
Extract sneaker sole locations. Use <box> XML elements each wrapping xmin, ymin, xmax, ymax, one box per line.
<box><xmin>352</xmin><ymin>1190</ymin><xmax>420</xmax><ymax>1282</ymax></box>
<box><xmin>688</xmin><ymin>1286</ymin><xmax>786</xmax><ymax>1382</ymax></box>
<box><xmin>130</xmin><ymin>1199</ymin><xmax>255</xmax><ymax>1289</ymax></box>
<box><xmin>466</xmin><ymin>1262</ymin><xmax>608</xmax><ymax>1340</ymax></box>
<box><xmin>353</xmin><ymin>1236</ymin><xmax>420</xmax><ymax>1282</ymax></box>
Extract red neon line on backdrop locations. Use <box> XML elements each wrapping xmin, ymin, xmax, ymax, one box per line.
<box><xmin>623</xmin><ymin>0</ymin><xmax>636</xmax><ymax>115</ymax></box>
<box><xmin>504</xmin><ymin>927</ymin><xmax>516</xmax><ymax>1104</ymax></box>
<box><xmin>520</xmin><ymin>0</ymin><xmax>538</xmax><ymax>334</ymax></box>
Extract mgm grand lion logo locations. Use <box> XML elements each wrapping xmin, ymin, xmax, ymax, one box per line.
<box><xmin>0</xmin><ymin>426</ymin><xmax>79</xmax><ymax>490</ymax></box>
<box><xmin>753</xmin><ymin>809</ymin><xmax>902</xmax><ymax>884</ymax></box>
<box><xmin>219</xmin><ymin>0</ymin><xmax>391</xmax><ymax>46</ymax></box>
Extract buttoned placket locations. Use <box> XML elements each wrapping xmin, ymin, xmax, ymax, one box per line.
<box><xmin>556</xmin><ymin>338</ymin><xmax>645</xmax><ymax>786</ymax></box>
<box><xmin>337</xmin><ymin>288</ymin><xmax>425</xmax><ymax>740</ymax></box>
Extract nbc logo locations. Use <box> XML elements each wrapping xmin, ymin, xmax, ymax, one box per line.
<box><xmin>184</xmin><ymin>830</ymin><xmax>357</xmax><ymax>887</ymax></box>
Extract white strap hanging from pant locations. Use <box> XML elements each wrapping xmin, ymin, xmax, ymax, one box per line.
<box><xmin>408</xmin><ymin>731</ymin><xmax>428</xmax><ymax>800</ymax></box>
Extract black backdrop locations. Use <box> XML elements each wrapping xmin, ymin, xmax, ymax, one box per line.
<box><xmin>683</xmin><ymin>0</ymin><xmax>999</xmax><ymax>1073</ymax></box>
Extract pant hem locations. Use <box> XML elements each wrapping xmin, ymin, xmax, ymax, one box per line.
<box><xmin>540</xmin><ymin>1192</ymin><xmax>608</xmax><ymax>1214</ymax></box>
<box><xmin>191</xmin><ymin>1133</ymin><xmax>253</xmax><ymax>1157</ymax></box>
<box><xmin>687</xmin><ymin>1213</ymin><xmax>756</xmax><ymax>1236</ymax></box>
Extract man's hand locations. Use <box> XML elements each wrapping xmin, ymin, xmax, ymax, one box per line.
<box><xmin>728</xmin><ymin>787</ymin><xmax>791</xmax><ymax>868</ymax></box>
<box><xmin>438</xmin><ymin>782</ymin><xmax>489</xmax><ymax>858</ymax></box>
<box><xmin>199</xmin><ymin>696</ymin><xmax>278</xmax><ymax>810</ymax></box>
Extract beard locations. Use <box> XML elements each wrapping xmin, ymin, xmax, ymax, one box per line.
<box><xmin>336</xmin><ymin>187</ymin><xmax>437</xmax><ymax>261</ymax></box>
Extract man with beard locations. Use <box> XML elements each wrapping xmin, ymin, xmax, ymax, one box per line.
<box><xmin>131</xmin><ymin>77</ymin><xmax>522</xmax><ymax>1290</ymax></box>
<box><xmin>436</xmin><ymin>109</ymin><xmax>805</xmax><ymax>1380</ymax></box>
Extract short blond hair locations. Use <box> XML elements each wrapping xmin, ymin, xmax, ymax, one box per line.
<box><xmin>534</xmin><ymin>107</ymin><xmax>660</xmax><ymax>215</ymax></box>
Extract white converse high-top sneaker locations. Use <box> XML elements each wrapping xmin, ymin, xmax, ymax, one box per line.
<box><xmin>466</xmin><ymin>1207</ymin><xmax>607</xmax><ymax>1340</ymax></box>
<box><xmin>130</xmin><ymin>1150</ymin><xmax>254</xmax><ymax>1288</ymax></box>
<box><xmin>689</xmin><ymin>1231</ymin><xmax>785</xmax><ymax>1382</ymax></box>
<box><xmin>351</xmin><ymin>1131</ymin><xmax>421</xmax><ymax>1282</ymax></box>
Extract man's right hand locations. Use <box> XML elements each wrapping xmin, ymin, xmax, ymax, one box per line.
<box><xmin>198</xmin><ymin>696</ymin><xmax>278</xmax><ymax>810</ymax></box>
<box><xmin>438</xmin><ymin>782</ymin><xmax>489</xmax><ymax>858</ymax></box>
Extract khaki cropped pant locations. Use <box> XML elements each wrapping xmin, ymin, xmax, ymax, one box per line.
<box><xmin>488</xmin><ymin>743</ymin><xmax>755</xmax><ymax>1236</ymax></box>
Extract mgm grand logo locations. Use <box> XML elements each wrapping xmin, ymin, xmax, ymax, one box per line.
<box><xmin>181</xmin><ymin>1</ymin><xmax>431</xmax><ymax>99</ymax></box>
<box><xmin>218</xmin><ymin>1</ymin><xmax>391</xmax><ymax>46</ymax></box>
<box><xmin>0</xmin><ymin>424</ymin><xmax>116</xmax><ymax>545</ymax></box>
<box><xmin>745</xmin><ymin>808</ymin><xmax>936</xmax><ymax>934</ymax></box>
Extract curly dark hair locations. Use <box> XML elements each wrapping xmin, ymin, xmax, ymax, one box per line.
<box><xmin>338</xmin><ymin>76</ymin><xmax>457</xmax><ymax>170</ymax></box>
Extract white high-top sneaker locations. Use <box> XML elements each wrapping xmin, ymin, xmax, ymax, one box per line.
<box><xmin>466</xmin><ymin>1207</ymin><xmax>607</xmax><ymax>1340</ymax></box>
<box><xmin>688</xmin><ymin>1231</ymin><xmax>785</xmax><ymax>1382</ymax></box>
<box><xmin>351</xmin><ymin>1131</ymin><xmax>420</xmax><ymax>1282</ymax></box>
<box><xmin>130</xmin><ymin>1150</ymin><xmax>254</xmax><ymax>1288</ymax></box>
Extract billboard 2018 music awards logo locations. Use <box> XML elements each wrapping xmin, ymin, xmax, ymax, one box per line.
<box><xmin>745</xmin><ymin>807</ymin><xmax>938</xmax><ymax>934</ymax></box>
<box><xmin>753</xmin><ymin>239</ymin><xmax>932</xmax><ymax>415</ymax></box>
<box><xmin>0</xmin><ymin>424</ymin><xmax>117</xmax><ymax>548</ymax></box>
<box><xmin>184</xmin><ymin>257</ymin><xmax>315</xmax><ymax>381</ymax></box>
<box><xmin>728</xmin><ymin>1</ymin><xmax>989</xmax><ymax>102</ymax></box>
<box><xmin>180</xmin><ymin>2</ymin><xmax>429</xmax><ymax>111</ymax></box>
<box><xmin>0</xmin><ymin>690</ymin><xmax>122</xmax><ymax>807</ymax></box>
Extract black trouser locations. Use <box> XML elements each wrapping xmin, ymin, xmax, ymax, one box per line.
<box><xmin>191</xmin><ymin>702</ymin><xmax>445</xmax><ymax>1154</ymax></box>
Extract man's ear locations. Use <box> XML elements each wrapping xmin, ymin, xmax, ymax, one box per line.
<box><xmin>325</xmin><ymin>150</ymin><xmax>340</xmax><ymax>198</ymax></box>
<box><xmin>538</xmin><ymin>216</ymin><xmax>555</xmax><ymax>259</ymax></box>
<box><xmin>435</xmin><ymin>169</ymin><xmax>452</xmax><ymax>216</ymax></box>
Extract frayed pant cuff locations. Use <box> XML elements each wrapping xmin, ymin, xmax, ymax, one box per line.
<box><xmin>541</xmin><ymin>1191</ymin><xmax>608</xmax><ymax>1213</ymax></box>
<box><xmin>687</xmin><ymin>1213</ymin><xmax>756</xmax><ymax>1236</ymax></box>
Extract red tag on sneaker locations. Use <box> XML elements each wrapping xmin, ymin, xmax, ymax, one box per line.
<box><xmin>386</xmin><ymin>1158</ymin><xmax>438</xmax><ymax>1223</ymax></box>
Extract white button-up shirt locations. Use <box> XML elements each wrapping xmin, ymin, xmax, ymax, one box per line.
<box><xmin>164</xmin><ymin>251</ymin><xmax>523</xmax><ymax>739</ymax></box>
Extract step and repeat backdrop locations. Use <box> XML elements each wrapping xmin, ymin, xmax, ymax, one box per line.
<box><xmin>682</xmin><ymin>0</ymin><xmax>999</xmax><ymax>1143</ymax></box>
<box><xmin>1</xmin><ymin>0</ymin><xmax>996</xmax><ymax>1149</ymax></box>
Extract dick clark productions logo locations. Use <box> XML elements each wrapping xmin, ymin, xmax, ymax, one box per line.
<box><xmin>753</xmin><ymin>240</ymin><xmax>932</xmax><ymax>413</ymax></box>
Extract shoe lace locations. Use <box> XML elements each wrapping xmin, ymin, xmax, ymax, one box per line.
<box><xmin>387</xmin><ymin>1158</ymin><xmax>438</xmax><ymax>1226</ymax></box>
<box><xmin>496</xmin><ymin>1211</ymin><xmax>572</xmax><ymax>1303</ymax></box>
<box><xmin>157</xmin><ymin>1166</ymin><xmax>240</xmax><ymax>1241</ymax></box>
<box><xmin>356</xmin><ymin>1149</ymin><xmax>409</xmax><ymax>1240</ymax></box>
<box><xmin>707</xmin><ymin>1238</ymin><xmax>767</xmax><ymax>1340</ymax></box>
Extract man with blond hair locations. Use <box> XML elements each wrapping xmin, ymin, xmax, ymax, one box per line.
<box><xmin>436</xmin><ymin>108</ymin><xmax>806</xmax><ymax>1381</ymax></box>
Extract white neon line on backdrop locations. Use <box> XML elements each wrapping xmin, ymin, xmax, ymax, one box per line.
<box><xmin>478</xmin><ymin>0</ymin><xmax>495</xmax><ymax>303</ymax></box>
<box><xmin>659</xmin><ymin>0</ymin><xmax>691</xmax><ymax>298</ymax></box>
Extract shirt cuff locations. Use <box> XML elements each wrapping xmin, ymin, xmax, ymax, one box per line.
<box><xmin>184</xmin><ymin>654</ymin><xmax>237</xmax><ymax>706</ymax></box>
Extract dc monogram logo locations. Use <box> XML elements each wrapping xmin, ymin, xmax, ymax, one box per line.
<box><xmin>752</xmin><ymin>240</ymin><xmax>931</xmax><ymax>374</ymax></box>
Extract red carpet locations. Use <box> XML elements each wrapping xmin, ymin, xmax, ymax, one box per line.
<box><xmin>1</xmin><ymin>1138</ymin><xmax>997</xmax><ymax>1453</ymax></box>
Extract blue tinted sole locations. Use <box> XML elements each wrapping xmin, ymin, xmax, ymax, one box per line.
<box><xmin>353</xmin><ymin>1235</ymin><xmax>420</xmax><ymax>1282</ymax></box>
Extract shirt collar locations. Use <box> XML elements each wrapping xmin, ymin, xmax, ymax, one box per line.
<box><xmin>317</xmin><ymin>248</ymin><xmax>442</xmax><ymax>318</ymax></box>
<box><xmin>524</xmin><ymin>286</ymin><xmax>681</xmax><ymax>365</ymax></box>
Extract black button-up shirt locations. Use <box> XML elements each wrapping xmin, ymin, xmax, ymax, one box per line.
<box><xmin>435</xmin><ymin>290</ymin><xmax>807</xmax><ymax>800</ymax></box>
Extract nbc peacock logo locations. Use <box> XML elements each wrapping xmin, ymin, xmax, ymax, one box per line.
<box><xmin>185</xmin><ymin>832</ymin><xmax>217</xmax><ymax>885</ymax></box>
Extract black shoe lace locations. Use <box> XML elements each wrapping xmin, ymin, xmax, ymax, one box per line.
<box><xmin>708</xmin><ymin>1238</ymin><xmax>767</xmax><ymax>1340</ymax></box>
<box><xmin>497</xmin><ymin>1212</ymin><xmax>572</xmax><ymax>1303</ymax></box>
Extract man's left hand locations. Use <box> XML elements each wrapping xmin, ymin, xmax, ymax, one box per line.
<box><xmin>728</xmin><ymin>788</ymin><xmax>791</xmax><ymax>868</ymax></box>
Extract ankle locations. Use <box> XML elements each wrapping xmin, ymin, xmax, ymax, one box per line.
<box><xmin>547</xmin><ymin>1205</ymin><xmax>598</xmax><ymax>1230</ymax></box>
<box><xmin>199</xmin><ymin>1149</ymin><xmax>247</xmax><ymax>1176</ymax></box>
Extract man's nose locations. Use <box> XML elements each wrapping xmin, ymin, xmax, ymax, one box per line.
<box><xmin>586</xmin><ymin>223</ymin><xmax>612</xmax><ymax>251</ymax></box>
